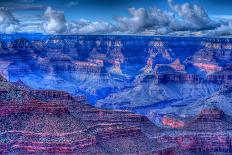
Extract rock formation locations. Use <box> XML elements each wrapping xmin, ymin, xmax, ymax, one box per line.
<box><xmin>0</xmin><ymin>34</ymin><xmax>231</xmax><ymax>154</ymax></box>
<box><xmin>0</xmin><ymin>75</ymin><xmax>178</xmax><ymax>154</ymax></box>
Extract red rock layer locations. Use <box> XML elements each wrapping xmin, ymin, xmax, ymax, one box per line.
<box><xmin>157</xmin><ymin>108</ymin><xmax>232</xmax><ymax>154</ymax></box>
<box><xmin>0</xmin><ymin>75</ymin><xmax>176</xmax><ymax>154</ymax></box>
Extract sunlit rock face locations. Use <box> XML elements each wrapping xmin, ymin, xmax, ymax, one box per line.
<box><xmin>156</xmin><ymin>108</ymin><xmax>232</xmax><ymax>154</ymax></box>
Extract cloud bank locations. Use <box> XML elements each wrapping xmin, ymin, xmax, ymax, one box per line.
<box><xmin>0</xmin><ymin>0</ymin><xmax>231</xmax><ymax>36</ymax></box>
<box><xmin>115</xmin><ymin>7</ymin><xmax>173</xmax><ymax>34</ymax></box>
<box><xmin>68</xmin><ymin>20</ymin><xmax>115</xmax><ymax>34</ymax></box>
<box><xmin>211</xmin><ymin>22</ymin><xmax>232</xmax><ymax>36</ymax></box>
<box><xmin>168</xmin><ymin>0</ymin><xmax>218</xmax><ymax>30</ymax></box>
<box><xmin>114</xmin><ymin>0</ymin><xmax>222</xmax><ymax>35</ymax></box>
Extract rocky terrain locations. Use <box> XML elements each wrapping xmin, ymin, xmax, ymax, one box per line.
<box><xmin>0</xmin><ymin>34</ymin><xmax>232</xmax><ymax>154</ymax></box>
<box><xmin>1</xmin><ymin>72</ymin><xmax>232</xmax><ymax>154</ymax></box>
<box><xmin>156</xmin><ymin>107</ymin><xmax>232</xmax><ymax>154</ymax></box>
<box><xmin>0</xmin><ymin>75</ymin><xmax>178</xmax><ymax>154</ymax></box>
<box><xmin>0</xmin><ymin>35</ymin><xmax>232</xmax><ymax>117</ymax></box>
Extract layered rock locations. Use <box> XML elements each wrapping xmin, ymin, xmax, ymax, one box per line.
<box><xmin>156</xmin><ymin>108</ymin><xmax>232</xmax><ymax>154</ymax></box>
<box><xmin>0</xmin><ymin>75</ymin><xmax>176</xmax><ymax>154</ymax></box>
<box><xmin>0</xmin><ymin>35</ymin><xmax>231</xmax><ymax>93</ymax></box>
<box><xmin>157</xmin><ymin>73</ymin><xmax>201</xmax><ymax>83</ymax></box>
<box><xmin>193</xmin><ymin>62</ymin><xmax>222</xmax><ymax>73</ymax></box>
<box><xmin>30</xmin><ymin>90</ymin><xmax>74</xmax><ymax>101</ymax></box>
<box><xmin>1</xmin><ymin>69</ymin><xmax>232</xmax><ymax>154</ymax></box>
<box><xmin>0</xmin><ymin>34</ymin><xmax>231</xmax><ymax>154</ymax></box>
<box><xmin>207</xmin><ymin>65</ymin><xmax>232</xmax><ymax>84</ymax></box>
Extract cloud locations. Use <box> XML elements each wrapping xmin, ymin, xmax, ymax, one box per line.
<box><xmin>0</xmin><ymin>7</ymin><xmax>19</xmax><ymax>33</ymax></box>
<box><xmin>115</xmin><ymin>7</ymin><xmax>173</xmax><ymax>34</ymax></box>
<box><xmin>168</xmin><ymin>0</ymin><xmax>219</xmax><ymax>30</ymax></box>
<box><xmin>212</xmin><ymin>15</ymin><xmax>232</xmax><ymax>21</ymax></box>
<box><xmin>0</xmin><ymin>0</ymin><xmax>45</xmax><ymax>11</ymax></box>
<box><xmin>0</xmin><ymin>0</ymin><xmax>231</xmax><ymax>36</ymax></box>
<box><xmin>67</xmin><ymin>1</ymin><xmax>79</xmax><ymax>7</ymax></box>
<box><xmin>210</xmin><ymin>22</ymin><xmax>232</xmax><ymax>36</ymax></box>
<box><xmin>19</xmin><ymin>21</ymin><xmax>43</xmax><ymax>33</ymax></box>
<box><xmin>114</xmin><ymin>0</ymin><xmax>222</xmax><ymax>35</ymax></box>
<box><xmin>43</xmin><ymin>7</ymin><xmax>67</xmax><ymax>34</ymax></box>
<box><xmin>42</xmin><ymin>7</ymin><xmax>115</xmax><ymax>34</ymax></box>
<box><xmin>68</xmin><ymin>19</ymin><xmax>115</xmax><ymax>34</ymax></box>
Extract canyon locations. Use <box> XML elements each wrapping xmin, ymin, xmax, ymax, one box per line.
<box><xmin>0</xmin><ymin>34</ymin><xmax>232</xmax><ymax>154</ymax></box>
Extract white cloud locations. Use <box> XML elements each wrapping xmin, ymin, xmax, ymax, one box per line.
<box><xmin>210</xmin><ymin>22</ymin><xmax>232</xmax><ymax>36</ymax></box>
<box><xmin>168</xmin><ymin>0</ymin><xmax>218</xmax><ymax>30</ymax></box>
<box><xmin>115</xmin><ymin>7</ymin><xmax>173</xmax><ymax>33</ymax></box>
<box><xmin>67</xmin><ymin>1</ymin><xmax>79</xmax><ymax>7</ymax></box>
<box><xmin>19</xmin><ymin>21</ymin><xmax>43</xmax><ymax>33</ymax></box>
<box><xmin>42</xmin><ymin>7</ymin><xmax>115</xmax><ymax>34</ymax></box>
<box><xmin>0</xmin><ymin>7</ymin><xmax>19</xmax><ymax>34</ymax></box>
<box><xmin>43</xmin><ymin>7</ymin><xmax>67</xmax><ymax>34</ymax></box>
<box><xmin>69</xmin><ymin>19</ymin><xmax>115</xmax><ymax>34</ymax></box>
<box><xmin>114</xmin><ymin>0</ymin><xmax>221</xmax><ymax>35</ymax></box>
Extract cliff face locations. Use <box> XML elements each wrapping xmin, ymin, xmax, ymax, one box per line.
<box><xmin>0</xmin><ymin>35</ymin><xmax>232</xmax><ymax>154</ymax></box>
<box><xmin>0</xmin><ymin>34</ymin><xmax>232</xmax><ymax>124</ymax></box>
<box><xmin>0</xmin><ymin>75</ymin><xmax>177</xmax><ymax>154</ymax></box>
<box><xmin>1</xmin><ymin>36</ymin><xmax>231</xmax><ymax>82</ymax></box>
<box><xmin>1</xmin><ymin>75</ymin><xmax>232</xmax><ymax>154</ymax></box>
<box><xmin>157</xmin><ymin>108</ymin><xmax>232</xmax><ymax>154</ymax></box>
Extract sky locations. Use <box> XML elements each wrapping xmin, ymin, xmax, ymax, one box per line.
<box><xmin>0</xmin><ymin>0</ymin><xmax>231</xmax><ymax>36</ymax></box>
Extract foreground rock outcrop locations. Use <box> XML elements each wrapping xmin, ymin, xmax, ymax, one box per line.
<box><xmin>0</xmin><ymin>75</ymin><xmax>178</xmax><ymax>154</ymax></box>
<box><xmin>1</xmin><ymin>75</ymin><xmax>232</xmax><ymax>154</ymax></box>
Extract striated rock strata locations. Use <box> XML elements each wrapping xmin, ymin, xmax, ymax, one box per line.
<box><xmin>0</xmin><ymin>75</ymin><xmax>177</xmax><ymax>154</ymax></box>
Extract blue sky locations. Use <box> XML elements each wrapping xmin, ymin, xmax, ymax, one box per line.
<box><xmin>0</xmin><ymin>0</ymin><xmax>231</xmax><ymax>35</ymax></box>
<box><xmin>7</xmin><ymin>0</ymin><xmax>232</xmax><ymax>21</ymax></box>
